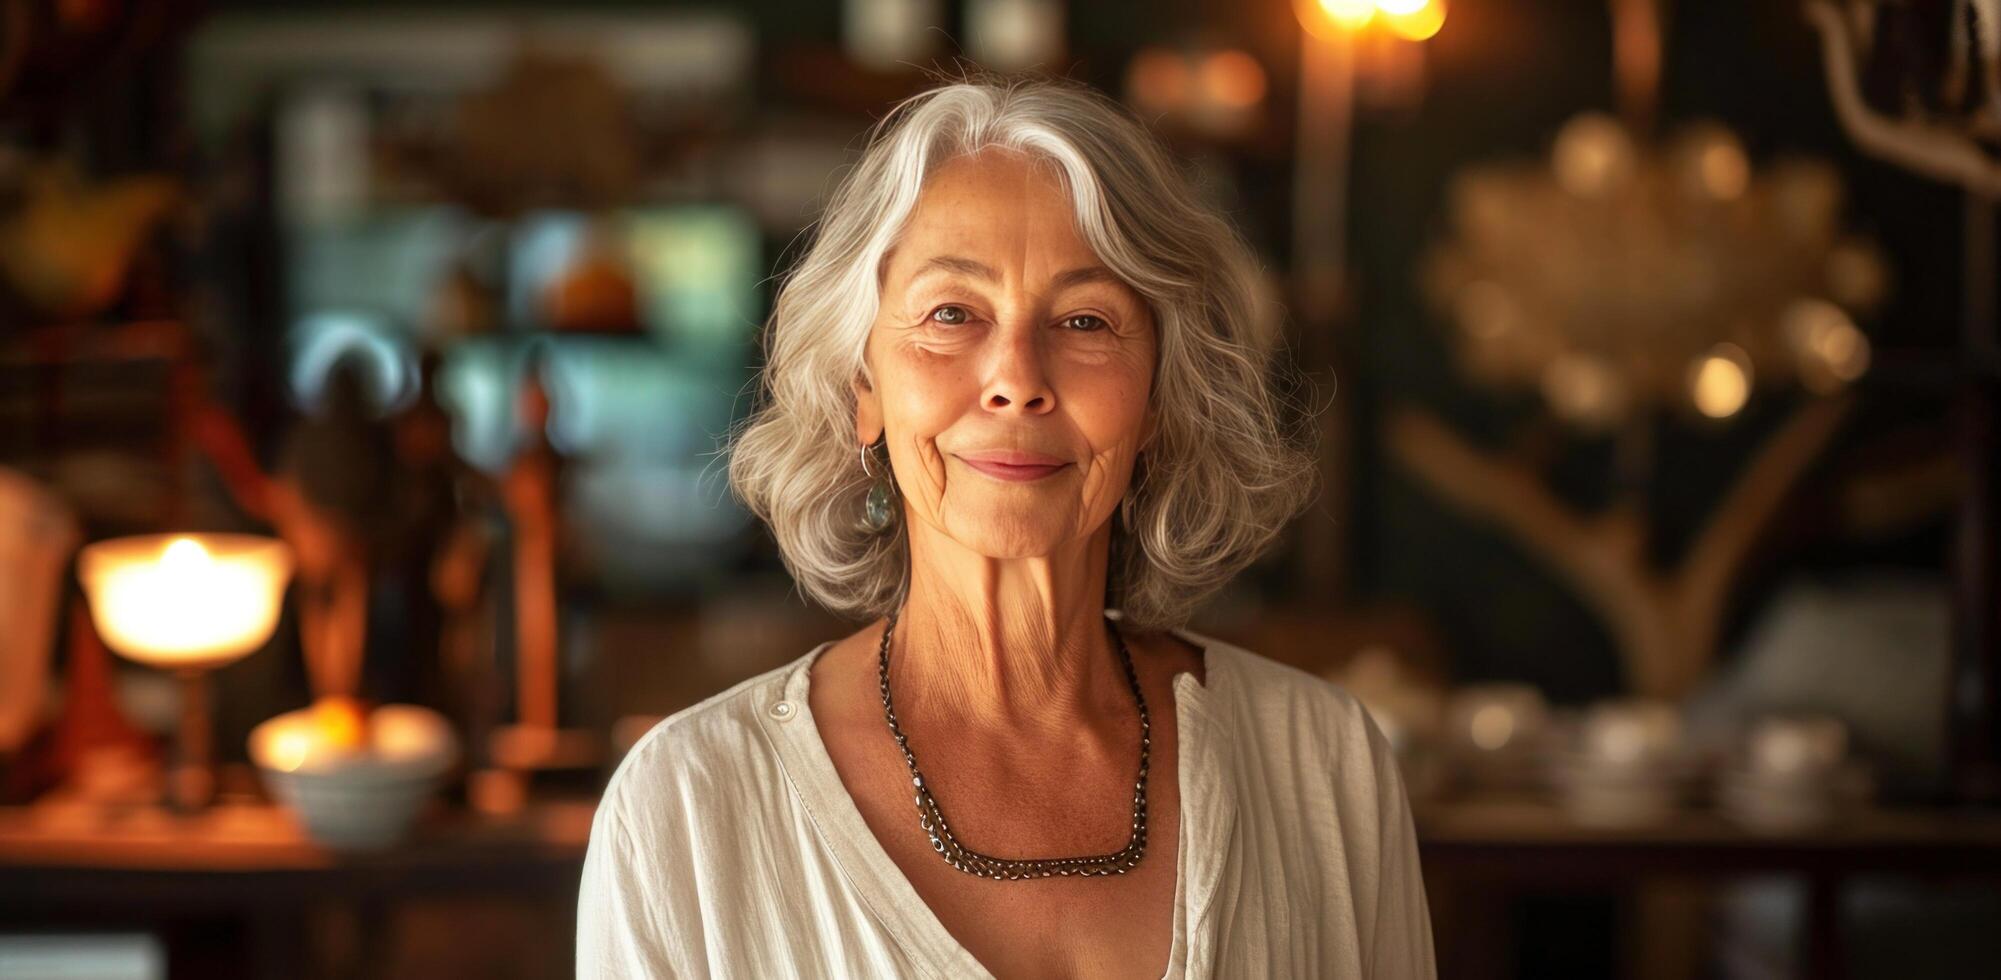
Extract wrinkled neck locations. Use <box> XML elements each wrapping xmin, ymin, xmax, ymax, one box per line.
<box><xmin>888</xmin><ymin>520</ymin><xmax>1129</xmax><ymax>737</ymax></box>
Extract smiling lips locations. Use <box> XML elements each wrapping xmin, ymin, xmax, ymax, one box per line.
<box><xmin>954</xmin><ymin>450</ymin><xmax>1070</xmax><ymax>482</ymax></box>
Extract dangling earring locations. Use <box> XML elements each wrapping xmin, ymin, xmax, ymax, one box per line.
<box><xmin>861</xmin><ymin>442</ymin><xmax>896</xmax><ymax>533</ymax></box>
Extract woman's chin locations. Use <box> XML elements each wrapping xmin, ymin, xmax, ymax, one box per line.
<box><xmin>936</xmin><ymin>510</ymin><xmax>1088</xmax><ymax>560</ymax></box>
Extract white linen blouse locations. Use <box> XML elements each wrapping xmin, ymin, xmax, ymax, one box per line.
<box><xmin>577</xmin><ymin>627</ymin><xmax>1437</xmax><ymax>978</ymax></box>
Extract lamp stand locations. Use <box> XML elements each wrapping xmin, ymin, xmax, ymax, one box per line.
<box><xmin>170</xmin><ymin>668</ymin><xmax>215</xmax><ymax>812</ymax></box>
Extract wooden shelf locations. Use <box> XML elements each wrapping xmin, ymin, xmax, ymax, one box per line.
<box><xmin>0</xmin><ymin>797</ymin><xmax>592</xmax><ymax>880</ymax></box>
<box><xmin>1416</xmin><ymin>796</ymin><xmax>2001</xmax><ymax>877</ymax></box>
<box><xmin>0</xmin><ymin>797</ymin><xmax>592</xmax><ymax>978</ymax></box>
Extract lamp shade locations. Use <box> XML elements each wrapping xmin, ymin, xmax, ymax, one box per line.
<box><xmin>78</xmin><ymin>533</ymin><xmax>293</xmax><ymax>670</ymax></box>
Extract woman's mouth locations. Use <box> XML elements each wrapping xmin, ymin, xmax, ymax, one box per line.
<box><xmin>954</xmin><ymin>451</ymin><xmax>1071</xmax><ymax>482</ymax></box>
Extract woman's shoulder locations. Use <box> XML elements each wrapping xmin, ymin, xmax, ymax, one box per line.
<box><xmin>1180</xmin><ymin>629</ymin><xmax>1372</xmax><ymax>714</ymax></box>
<box><xmin>1174</xmin><ymin>628</ymin><xmax>1396</xmax><ymax>764</ymax></box>
<box><xmin>598</xmin><ymin>647</ymin><xmax>821</xmax><ymax>825</ymax></box>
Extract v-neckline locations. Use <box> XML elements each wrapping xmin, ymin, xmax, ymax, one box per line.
<box><xmin>759</xmin><ymin>626</ymin><xmax>1238</xmax><ymax>980</ymax></box>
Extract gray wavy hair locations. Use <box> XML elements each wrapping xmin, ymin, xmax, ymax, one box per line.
<box><xmin>727</xmin><ymin>73</ymin><xmax>1317</xmax><ymax>630</ymax></box>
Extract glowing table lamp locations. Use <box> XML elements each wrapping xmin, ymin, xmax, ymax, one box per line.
<box><xmin>78</xmin><ymin>533</ymin><xmax>293</xmax><ymax>810</ymax></box>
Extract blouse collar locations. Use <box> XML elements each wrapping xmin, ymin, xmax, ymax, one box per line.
<box><xmin>759</xmin><ymin>625</ymin><xmax>1239</xmax><ymax>979</ymax></box>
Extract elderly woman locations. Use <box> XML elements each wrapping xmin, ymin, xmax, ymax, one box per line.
<box><xmin>578</xmin><ymin>76</ymin><xmax>1435</xmax><ymax>979</ymax></box>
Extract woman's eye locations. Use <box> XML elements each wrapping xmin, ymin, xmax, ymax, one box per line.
<box><xmin>1062</xmin><ymin>314</ymin><xmax>1108</xmax><ymax>332</ymax></box>
<box><xmin>929</xmin><ymin>305</ymin><xmax>971</xmax><ymax>326</ymax></box>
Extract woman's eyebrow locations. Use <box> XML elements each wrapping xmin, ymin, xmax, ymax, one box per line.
<box><xmin>912</xmin><ymin>255</ymin><xmax>998</xmax><ymax>282</ymax></box>
<box><xmin>1051</xmin><ymin>266</ymin><xmax>1121</xmax><ymax>290</ymax></box>
<box><xmin>909</xmin><ymin>255</ymin><xmax>1121</xmax><ymax>290</ymax></box>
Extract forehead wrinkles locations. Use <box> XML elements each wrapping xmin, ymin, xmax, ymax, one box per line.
<box><xmin>889</xmin><ymin>158</ymin><xmax>1103</xmax><ymax>295</ymax></box>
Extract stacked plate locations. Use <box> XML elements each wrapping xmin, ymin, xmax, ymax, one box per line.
<box><xmin>1444</xmin><ymin>683</ymin><xmax>1551</xmax><ymax>794</ymax></box>
<box><xmin>1546</xmin><ymin>699</ymin><xmax>1700</xmax><ymax>827</ymax></box>
<box><xmin>1548</xmin><ymin>750</ymin><xmax>1704</xmax><ymax>827</ymax></box>
<box><xmin>1713</xmin><ymin>713</ymin><xmax>1866</xmax><ymax>832</ymax></box>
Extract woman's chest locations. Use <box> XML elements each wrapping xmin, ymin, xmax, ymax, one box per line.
<box><xmin>818</xmin><ymin>704</ymin><xmax>1187</xmax><ymax>978</ymax></box>
<box><xmin>867</xmin><ymin>774</ymin><xmax>1183</xmax><ymax>979</ymax></box>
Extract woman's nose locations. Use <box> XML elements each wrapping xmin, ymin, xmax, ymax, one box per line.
<box><xmin>980</xmin><ymin>322</ymin><xmax>1055</xmax><ymax>415</ymax></box>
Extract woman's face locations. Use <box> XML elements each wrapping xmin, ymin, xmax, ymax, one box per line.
<box><xmin>857</xmin><ymin>149</ymin><xmax>1157</xmax><ymax>561</ymax></box>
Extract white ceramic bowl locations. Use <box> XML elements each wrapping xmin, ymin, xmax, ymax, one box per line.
<box><xmin>250</xmin><ymin>704</ymin><xmax>459</xmax><ymax>850</ymax></box>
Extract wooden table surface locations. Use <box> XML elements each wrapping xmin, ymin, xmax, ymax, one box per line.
<box><xmin>1413</xmin><ymin>796</ymin><xmax>2001</xmax><ymax>980</ymax></box>
<box><xmin>0</xmin><ymin>797</ymin><xmax>597</xmax><ymax>979</ymax></box>
<box><xmin>7</xmin><ymin>793</ymin><xmax>1998</xmax><ymax>979</ymax></box>
<box><xmin>1414</xmin><ymin>796</ymin><xmax>2001</xmax><ymax>876</ymax></box>
<box><xmin>0</xmin><ymin>797</ymin><xmax>592</xmax><ymax>884</ymax></box>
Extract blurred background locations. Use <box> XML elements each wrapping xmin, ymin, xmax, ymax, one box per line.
<box><xmin>1</xmin><ymin>0</ymin><xmax>1998</xmax><ymax>977</ymax></box>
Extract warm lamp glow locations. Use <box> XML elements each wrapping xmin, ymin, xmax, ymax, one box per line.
<box><xmin>1202</xmin><ymin>50</ymin><xmax>1268</xmax><ymax>109</ymax></box>
<box><xmin>1298</xmin><ymin>0</ymin><xmax>1376</xmax><ymax>38</ymax></box>
<box><xmin>1296</xmin><ymin>0</ymin><xmax>1445</xmax><ymax>49</ymax></box>
<box><xmin>1381</xmin><ymin>0</ymin><xmax>1447</xmax><ymax>41</ymax></box>
<box><xmin>79</xmin><ymin>533</ymin><xmax>293</xmax><ymax>669</ymax></box>
<box><xmin>250</xmin><ymin>702</ymin><xmax>456</xmax><ymax>776</ymax></box>
<box><xmin>1327</xmin><ymin>0</ymin><xmax>1377</xmax><ymax>26</ymax></box>
<box><xmin>1541</xmin><ymin>352</ymin><xmax>1627</xmax><ymax>430</ymax></box>
<box><xmin>267</xmin><ymin>727</ymin><xmax>316</xmax><ymax>773</ymax></box>
<box><xmin>1674</xmin><ymin>124</ymin><xmax>1751</xmax><ymax>201</ymax></box>
<box><xmin>1553</xmin><ymin>113</ymin><xmax>1637</xmax><ymax>199</ymax></box>
<box><xmin>1127</xmin><ymin>48</ymin><xmax>1193</xmax><ymax>111</ymax></box>
<box><xmin>1689</xmin><ymin>343</ymin><xmax>1753</xmax><ymax>419</ymax></box>
<box><xmin>1469</xmin><ymin>704</ymin><xmax>1517</xmax><ymax>751</ymax></box>
<box><xmin>1695</xmin><ymin>141</ymin><xmax>1750</xmax><ymax>199</ymax></box>
<box><xmin>313</xmin><ymin>696</ymin><xmax>371</xmax><ymax>751</ymax></box>
<box><xmin>1783</xmin><ymin>297</ymin><xmax>1872</xmax><ymax>393</ymax></box>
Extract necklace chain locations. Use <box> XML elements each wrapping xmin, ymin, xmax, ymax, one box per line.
<box><xmin>876</xmin><ymin>608</ymin><xmax>1150</xmax><ymax>880</ymax></box>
